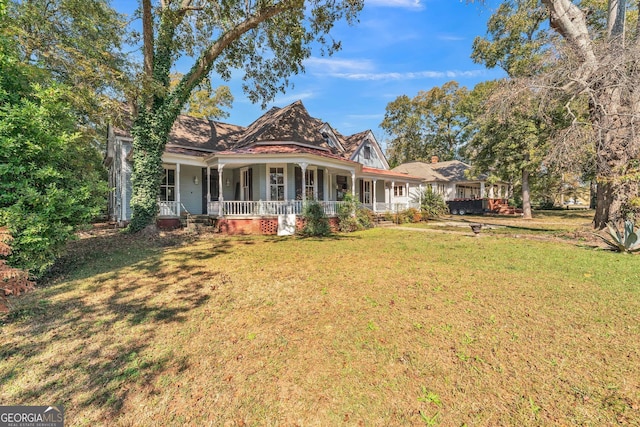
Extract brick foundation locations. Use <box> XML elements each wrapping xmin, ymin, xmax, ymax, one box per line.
<box><xmin>215</xmin><ymin>217</ymin><xmax>339</xmax><ymax>235</ymax></box>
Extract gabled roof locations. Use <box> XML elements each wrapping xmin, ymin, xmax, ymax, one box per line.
<box><xmin>110</xmin><ymin>100</ymin><xmax>389</xmax><ymax>167</ymax></box>
<box><xmin>393</xmin><ymin>160</ymin><xmax>487</xmax><ymax>183</ymax></box>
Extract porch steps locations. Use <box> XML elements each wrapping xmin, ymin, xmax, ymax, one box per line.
<box><xmin>374</xmin><ymin>213</ymin><xmax>396</xmax><ymax>227</ymax></box>
<box><xmin>182</xmin><ymin>214</ymin><xmax>216</xmax><ymax>231</ymax></box>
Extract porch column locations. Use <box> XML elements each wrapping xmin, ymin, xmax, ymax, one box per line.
<box><xmin>176</xmin><ymin>163</ymin><xmax>181</xmax><ymax>216</ymax></box>
<box><xmin>299</xmin><ymin>162</ymin><xmax>308</xmax><ymax>204</ymax></box>
<box><xmin>207</xmin><ymin>167</ymin><xmax>211</xmax><ymax>204</ymax></box>
<box><xmin>372</xmin><ymin>179</ymin><xmax>377</xmax><ymax>213</ymax></box>
<box><xmin>419</xmin><ymin>184</ymin><xmax>423</xmax><ymax>205</ymax></box>
<box><xmin>324</xmin><ymin>168</ymin><xmax>329</xmax><ymax>201</ymax></box>
<box><xmin>391</xmin><ymin>181</ymin><xmax>395</xmax><ymax>209</ymax></box>
<box><xmin>351</xmin><ymin>171</ymin><xmax>356</xmax><ymax>196</ymax></box>
<box><xmin>218</xmin><ymin>164</ymin><xmax>225</xmax><ymax>217</ymax></box>
<box><xmin>480</xmin><ymin>182</ymin><xmax>485</xmax><ymax>198</ymax></box>
<box><xmin>405</xmin><ymin>182</ymin><xmax>409</xmax><ymax>202</ymax></box>
<box><xmin>489</xmin><ymin>185</ymin><xmax>495</xmax><ymax>199</ymax></box>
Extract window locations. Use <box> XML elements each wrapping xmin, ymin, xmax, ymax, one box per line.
<box><xmin>160</xmin><ymin>168</ymin><xmax>175</xmax><ymax>201</ymax></box>
<box><xmin>241</xmin><ymin>168</ymin><xmax>251</xmax><ymax>201</ymax></box>
<box><xmin>362</xmin><ymin>180</ymin><xmax>372</xmax><ymax>204</ymax></box>
<box><xmin>363</xmin><ymin>145</ymin><xmax>371</xmax><ymax>160</ymax></box>
<box><xmin>269</xmin><ymin>167</ymin><xmax>285</xmax><ymax>201</ymax></box>
<box><xmin>305</xmin><ymin>168</ymin><xmax>315</xmax><ymax>200</ymax></box>
<box><xmin>394</xmin><ymin>185</ymin><xmax>405</xmax><ymax>197</ymax></box>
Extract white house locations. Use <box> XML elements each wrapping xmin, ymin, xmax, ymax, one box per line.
<box><xmin>105</xmin><ymin>101</ymin><xmax>424</xmax><ymax>233</ymax></box>
<box><xmin>393</xmin><ymin>157</ymin><xmax>510</xmax><ymax>201</ymax></box>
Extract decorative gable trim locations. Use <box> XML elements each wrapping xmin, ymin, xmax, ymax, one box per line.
<box><xmin>318</xmin><ymin>123</ymin><xmax>345</xmax><ymax>153</ymax></box>
<box><xmin>349</xmin><ymin>131</ymin><xmax>390</xmax><ymax>170</ymax></box>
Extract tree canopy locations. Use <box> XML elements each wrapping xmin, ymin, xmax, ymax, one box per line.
<box><xmin>127</xmin><ymin>0</ymin><xmax>364</xmax><ymax>231</ymax></box>
<box><xmin>381</xmin><ymin>81</ymin><xmax>469</xmax><ymax>167</ymax></box>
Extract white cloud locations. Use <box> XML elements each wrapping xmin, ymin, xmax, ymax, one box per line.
<box><xmin>273</xmin><ymin>90</ymin><xmax>316</xmax><ymax>105</ymax></box>
<box><xmin>305</xmin><ymin>57</ymin><xmax>375</xmax><ymax>74</ymax></box>
<box><xmin>437</xmin><ymin>34</ymin><xmax>466</xmax><ymax>41</ymax></box>
<box><xmin>366</xmin><ymin>0</ymin><xmax>424</xmax><ymax>11</ymax></box>
<box><xmin>330</xmin><ymin>69</ymin><xmax>486</xmax><ymax>81</ymax></box>
<box><xmin>347</xmin><ymin>113</ymin><xmax>384</xmax><ymax>120</ymax></box>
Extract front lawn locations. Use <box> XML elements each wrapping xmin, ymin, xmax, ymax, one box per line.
<box><xmin>1</xmin><ymin>223</ymin><xmax>639</xmax><ymax>425</ymax></box>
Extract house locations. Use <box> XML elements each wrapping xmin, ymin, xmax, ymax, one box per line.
<box><xmin>393</xmin><ymin>157</ymin><xmax>510</xmax><ymax>200</ymax></box>
<box><xmin>105</xmin><ymin>101</ymin><xmax>424</xmax><ymax>233</ymax></box>
<box><xmin>392</xmin><ymin>157</ymin><xmax>513</xmax><ymax>215</ymax></box>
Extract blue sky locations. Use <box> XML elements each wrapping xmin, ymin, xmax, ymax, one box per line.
<box><xmin>115</xmin><ymin>0</ymin><xmax>505</xmax><ymax>144</ymax></box>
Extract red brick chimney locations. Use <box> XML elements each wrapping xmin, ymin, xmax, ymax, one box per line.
<box><xmin>431</xmin><ymin>155</ymin><xmax>439</xmax><ymax>164</ymax></box>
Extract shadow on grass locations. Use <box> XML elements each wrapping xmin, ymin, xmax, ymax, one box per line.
<box><xmin>0</xmin><ymin>228</ymin><xmax>229</xmax><ymax>422</ymax></box>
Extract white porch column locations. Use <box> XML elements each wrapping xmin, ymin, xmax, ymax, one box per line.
<box><xmin>390</xmin><ymin>181</ymin><xmax>395</xmax><ymax>208</ymax></box>
<box><xmin>372</xmin><ymin>179</ymin><xmax>377</xmax><ymax>213</ymax></box>
<box><xmin>351</xmin><ymin>171</ymin><xmax>356</xmax><ymax>197</ymax></box>
<box><xmin>207</xmin><ymin>167</ymin><xmax>211</xmax><ymax>204</ymax></box>
<box><xmin>480</xmin><ymin>182</ymin><xmax>485</xmax><ymax>198</ymax></box>
<box><xmin>176</xmin><ymin>163</ymin><xmax>181</xmax><ymax>216</ymax></box>
<box><xmin>419</xmin><ymin>184</ymin><xmax>423</xmax><ymax>205</ymax></box>
<box><xmin>488</xmin><ymin>185</ymin><xmax>495</xmax><ymax>199</ymax></box>
<box><xmin>405</xmin><ymin>182</ymin><xmax>409</xmax><ymax>202</ymax></box>
<box><xmin>299</xmin><ymin>162</ymin><xmax>308</xmax><ymax>203</ymax></box>
<box><xmin>218</xmin><ymin>165</ymin><xmax>225</xmax><ymax>217</ymax></box>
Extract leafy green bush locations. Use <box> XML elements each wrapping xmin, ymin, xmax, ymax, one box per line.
<box><xmin>337</xmin><ymin>193</ymin><xmax>374</xmax><ymax>232</ymax></box>
<box><xmin>0</xmin><ymin>35</ymin><xmax>107</xmax><ymax>275</ymax></box>
<box><xmin>300</xmin><ymin>200</ymin><xmax>331</xmax><ymax>237</ymax></box>
<box><xmin>414</xmin><ymin>187</ymin><xmax>449</xmax><ymax>218</ymax></box>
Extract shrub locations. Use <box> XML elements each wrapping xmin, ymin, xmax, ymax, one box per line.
<box><xmin>300</xmin><ymin>200</ymin><xmax>331</xmax><ymax>237</ymax></box>
<box><xmin>337</xmin><ymin>193</ymin><xmax>374</xmax><ymax>232</ymax></box>
<box><xmin>414</xmin><ymin>187</ymin><xmax>448</xmax><ymax>219</ymax></box>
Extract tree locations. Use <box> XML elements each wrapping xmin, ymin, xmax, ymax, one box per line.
<box><xmin>6</xmin><ymin>0</ymin><xmax>128</xmax><ymax>127</ymax></box>
<box><xmin>127</xmin><ymin>0</ymin><xmax>363</xmax><ymax>231</ymax></box>
<box><xmin>381</xmin><ymin>81</ymin><xmax>469</xmax><ymax>167</ymax></box>
<box><xmin>470</xmin><ymin>0</ymin><xmax>553</xmax><ymax>219</ymax></box>
<box><xmin>539</xmin><ymin>0</ymin><xmax>640</xmax><ymax>228</ymax></box>
<box><xmin>170</xmin><ymin>73</ymin><xmax>234</xmax><ymax>120</ymax></box>
<box><xmin>0</xmin><ymin>5</ymin><xmax>107</xmax><ymax>275</ymax></box>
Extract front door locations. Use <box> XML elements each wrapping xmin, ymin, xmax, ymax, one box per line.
<box><xmin>201</xmin><ymin>168</ymin><xmax>219</xmax><ymax>214</ymax></box>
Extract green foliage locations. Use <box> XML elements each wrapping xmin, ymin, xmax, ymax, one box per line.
<box><xmin>129</xmin><ymin>0</ymin><xmax>363</xmax><ymax>230</ymax></box>
<box><xmin>337</xmin><ymin>193</ymin><xmax>373</xmax><ymax>232</ymax></box>
<box><xmin>300</xmin><ymin>200</ymin><xmax>331</xmax><ymax>237</ymax></box>
<box><xmin>0</xmin><ymin>26</ymin><xmax>107</xmax><ymax>275</ymax></box>
<box><xmin>6</xmin><ymin>0</ymin><xmax>128</xmax><ymax>126</ymax></box>
<box><xmin>414</xmin><ymin>187</ymin><xmax>449</xmax><ymax>219</ymax></box>
<box><xmin>595</xmin><ymin>221</ymin><xmax>640</xmax><ymax>253</ymax></box>
<box><xmin>381</xmin><ymin>81</ymin><xmax>468</xmax><ymax>166</ymax></box>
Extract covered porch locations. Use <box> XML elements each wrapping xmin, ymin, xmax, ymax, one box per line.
<box><xmin>156</xmin><ymin>156</ymin><xmax>423</xmax><ymax>219</ymax></box>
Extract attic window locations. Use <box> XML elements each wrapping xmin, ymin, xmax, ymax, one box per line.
<box><xmin>364</xmin><ymin>145</ymin><xmax>371</xmax><ymax>160</ymax></box>
<box><xmin>322</xmin><ymin>132</ymin><xmax>335</xmax><ymax>148</ymax></box>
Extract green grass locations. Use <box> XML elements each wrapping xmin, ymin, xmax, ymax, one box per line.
<box><xmin>1</xmin><ymin>219</ymin><xmax>639</xmax><ymax>426</ymax></box>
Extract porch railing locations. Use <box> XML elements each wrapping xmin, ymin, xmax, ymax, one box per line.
<box><xmin>158</xmin><ymin>201</ymin><xmax>180</xmax><ymax>217</ymax></box>
<box><xmin>372</xmin><ymin>202</ymin><xmax>421</xmax><ymax>213</ymax></box>
<box><xmin>206</xmin><ymin>200</ymin><xmax>347</xmax><ymax>217</ymax></box>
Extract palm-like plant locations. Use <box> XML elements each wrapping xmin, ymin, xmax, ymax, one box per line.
<box><xmin>596</xmin><ymin>220</ymin><xmax>640</xmax><ymax>253</ymax></box>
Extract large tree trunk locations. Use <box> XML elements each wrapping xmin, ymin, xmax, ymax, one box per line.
<box><xmin>521</xmin><ymin>167</ymin><xmax>532</xmax><ymax>219</ymax></box>
<box><xmin>591</xmin><ymin>76</ymin><xmax>640</xmax><ymax>229</ymax></box>
<box><xmin>543</xmin><ymin>0</ymin><xmax>640</xmax><ymax>229</ymax></box>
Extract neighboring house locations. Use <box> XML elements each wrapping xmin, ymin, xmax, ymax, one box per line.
<box><xmin>105</xmin><ymin>101</ymin><xmax>424</xmax><ymax>233</ymax></box>
<box><xmin>392</xmin><ymin>157</ymin><xmax>510</xmax><ymax>201</ymax></box>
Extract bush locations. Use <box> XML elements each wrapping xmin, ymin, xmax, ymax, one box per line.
<box><xmin>414</xmin><ymin>187</ymin><xmax>449</xmax><ymax>219</ymax></box>
<box><xmin>337</xmin><ymin>193</ymin><xmax>374</xmax><ymax>232</ymax></box>
<box><xmin>300</xmin><ymin>200</ymin><xmax>331</xmax><ymax>237</ymax></box>
<box><xmin>0</xmin><ymin>36</ymin><xmax>107</xmax><ymax>276</ymax></box>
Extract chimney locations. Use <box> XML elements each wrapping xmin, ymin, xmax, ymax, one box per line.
<box><xmin>431</xmin><ymin>155</ymin><xmax>439</xmax><ymax>164</ymax></box>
